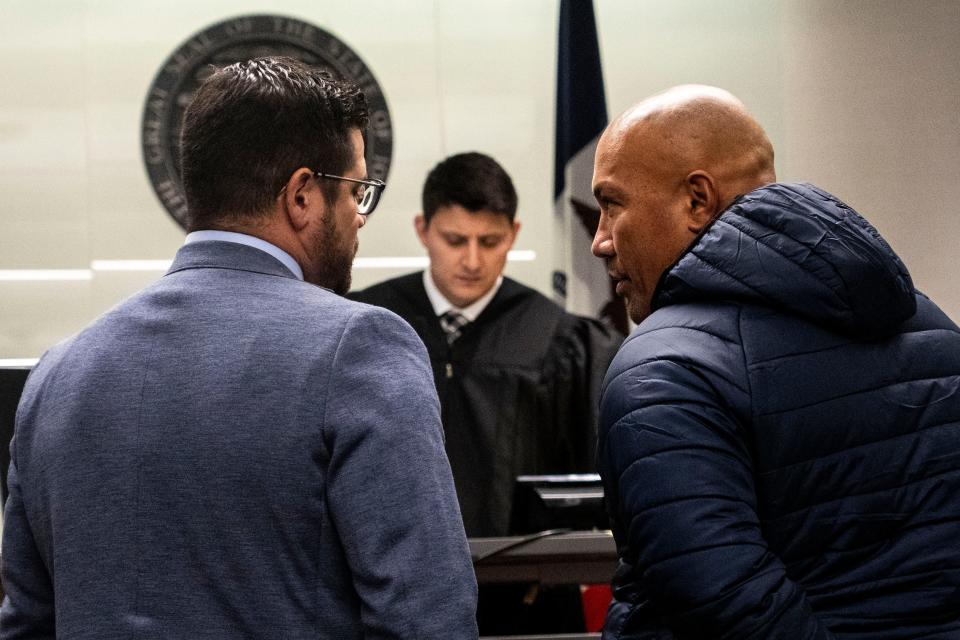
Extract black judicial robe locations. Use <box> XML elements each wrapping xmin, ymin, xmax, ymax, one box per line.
<box><xmin>350</xmin><ymin>272</ymin><xmax>621</xmax><ymax>538</ymax></box>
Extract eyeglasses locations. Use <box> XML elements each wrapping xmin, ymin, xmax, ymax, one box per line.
<box><xmin>278</xmin><ymin>171</ymin><xmax>386</xmax><ymax>216</ymax></box>
<box><xmin>314</xmin><ymin>172</ymin><xmax>386</xmax><ymax>216</ymax></box>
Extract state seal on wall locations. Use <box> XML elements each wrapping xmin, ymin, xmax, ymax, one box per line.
<box><xmin>141</xmin><ymin>14</ymin><xmax>393</xmax><ymax>229</ymax></box>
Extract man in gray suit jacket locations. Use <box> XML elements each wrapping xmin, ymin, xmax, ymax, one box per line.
<box><xmin>1</xmin><ymin>57</ymin><xmax>478</xmax><ymax>638</ymax></box>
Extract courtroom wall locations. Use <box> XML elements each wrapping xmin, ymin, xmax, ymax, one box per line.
<box><xmin>1</xmin><ymin>0</ymin><xmax>957</xmax><ymax>359</ymax></box>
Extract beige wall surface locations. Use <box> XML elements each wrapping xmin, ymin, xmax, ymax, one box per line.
<box><xmin>1</xmin><ymin>0</ymin><xmax>958</xmax><ymax>359</ymax></box>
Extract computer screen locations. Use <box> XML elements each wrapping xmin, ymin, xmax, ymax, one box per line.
<box><xmin>510</xmin><ymin>473</ymin><xmax>608</xmax><ymax>534</ymax></box>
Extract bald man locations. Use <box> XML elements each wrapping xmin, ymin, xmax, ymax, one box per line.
<box><xmin>591</xmin><ymin>85</ymin><xmax>960</xmax><ymax>639</ymax></box>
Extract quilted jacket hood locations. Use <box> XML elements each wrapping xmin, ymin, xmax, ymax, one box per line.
<box><xmin>653</xmin><ymin>182</ymin><xmax>917</xmax><ymax>339</ymax></box>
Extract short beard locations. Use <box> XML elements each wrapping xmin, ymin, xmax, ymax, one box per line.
<box><xmin>306</xmin><ymin>211</ymin><xmax>355</xmax><ymax>295</ymax></box>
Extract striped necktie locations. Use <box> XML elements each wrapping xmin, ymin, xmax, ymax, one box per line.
<box><xmin>439</xmin><ymin>311</ymin><xmax>470</xmax><ymax>345</ymax></box>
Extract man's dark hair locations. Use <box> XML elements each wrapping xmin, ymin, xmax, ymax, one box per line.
<box><xmin>180</xmin><ymin>56</ymin><xmax>368</xmax><ymax>230</ymax></box>
<box><xmin>421</xmin><ymin>152</ymin><xmax>518</xmax><ymax>225</ymax></box>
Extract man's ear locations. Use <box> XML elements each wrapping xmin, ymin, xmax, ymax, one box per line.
<box><xmin>685</xmin><ymin>171</ymin><xmax>720</xmax><ymax>233</ymax></box>
<box><xmin>414</xmin><ymin>214</ymin><xmax>429</xmax><ymax>247</ymax></box>
<box><xmin>508</xmin><ymin>220</ymin><xmax>521</xmax><ymax>247</ymax></box>
<box><xmin>282</xmin><ymin>168</ymin><xmax>317</xmax><ymax>231</ymax></box>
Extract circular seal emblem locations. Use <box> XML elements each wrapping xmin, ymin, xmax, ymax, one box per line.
<box><xmin>141</xmin><ymin>15</ymin><xmax>393</xmax><ymax>229</ymax></box>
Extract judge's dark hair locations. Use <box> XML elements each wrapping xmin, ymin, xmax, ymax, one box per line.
<box><xmin>180</xmin><ymin>56</ymin><xmax>368</xmax><ymax>231</ymax></box>
<box><xmin>421</xmin><ymin>152</ymin><xmax>518</xmax><ymax>225</ymax></box>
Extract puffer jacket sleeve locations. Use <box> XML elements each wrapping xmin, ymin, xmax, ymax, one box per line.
<box><xmin>598</xmin><ymin>307</ymin><xmax>834</xmax><ymax>639</ymax></box>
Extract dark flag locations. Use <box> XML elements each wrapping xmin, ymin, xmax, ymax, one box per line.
<box><xmin>552</xmin><ymin>0</ymin><xmax>627</xmax><ymax>334</ymax></box>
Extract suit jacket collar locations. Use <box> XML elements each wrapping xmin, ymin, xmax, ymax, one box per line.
<box><xmin>166</xmin><ymin>240</ymin><xmax>301</xmax><ymax>281</ymax></box>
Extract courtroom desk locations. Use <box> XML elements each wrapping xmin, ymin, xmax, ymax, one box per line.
<box><xmin>470</xmin><ymin>530</ymin><xmax>617</xmax><ymax>585</ymax></box>
<box><xmin>481</xmin><ymin>634</ymin><xmax>600</xmax><ymax>640</ymax></box>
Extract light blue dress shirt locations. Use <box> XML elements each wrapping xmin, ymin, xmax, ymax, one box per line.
<box><xmin>185</xmin><ymin>230</ymin><xmax>304</xmax><ymax>281</ymax></box>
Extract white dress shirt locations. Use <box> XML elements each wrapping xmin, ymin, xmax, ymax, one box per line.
<box><xmin>422</xmin><ymin>269</ymin><xmax>502</xmax><ymax>321</ymax></box>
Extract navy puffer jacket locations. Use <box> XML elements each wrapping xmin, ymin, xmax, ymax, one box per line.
<box><xmin>599</xmin><ymin>183</ymin><xmax>960</xmax><ymax>639</ymax></box>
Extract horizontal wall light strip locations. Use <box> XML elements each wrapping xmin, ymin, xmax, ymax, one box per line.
<box><xmin>0</xmin><ymin>358</ymin><xmax>40</xmax><ymax>367</ymax></box>
<box><xmin>353</xmin><ymin>256</ymin><xmax>429</xmax><ymax>268</ymax></box>
<box><xmin>0</xmin><ymin>251</ymin><xmax>539</xmax><ymax>281</ymax></box>
<box><xmin>90</xmin><ymin>251</ymin><xmax>537</xmax><ymax>271</ymax></box>
<box><xmin>507</xmin><ymin>250</ymin><xmax>536</xmax><ymax>261</ymax></box>
<box><xmin>0</xmin><ymin>270</ymin><xmax>93</xmax><ymax>281</ymax></box>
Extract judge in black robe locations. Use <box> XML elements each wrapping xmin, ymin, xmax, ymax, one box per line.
<box><xmin>350</xmin><ymin>151</ymin><xmax>622</xmax><ymax>634</ymax></box>
<box><xmin>351</xmin><ymin>271</ymin><xmax>620</xmax><ymax>538</ymax></box>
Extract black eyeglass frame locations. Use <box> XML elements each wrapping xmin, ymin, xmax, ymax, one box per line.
<box><xmin>277</xmin><ymin>171</ymin><xmax>386</xmax><ymax>216</ymax></box>
<box><xmin>315</xmin><ymin>172</ymin><xmax>386</xmax><ymax>216</ymax></box>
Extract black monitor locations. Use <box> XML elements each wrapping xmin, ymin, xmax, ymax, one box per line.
<box><xmin>510</xmin><ymin>473</ymin><xmax>607</xmax><ymax>534</ymax></box>
<box><xmin>0</xmin><ymin>367</ymin><xmax>31</xmax><ymax>506</ymax></box>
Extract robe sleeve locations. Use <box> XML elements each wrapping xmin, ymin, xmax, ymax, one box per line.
<box><xmin>542</xmin><ymin>315</ymin><xmax>623</xmax><ymax>474</ymax></box>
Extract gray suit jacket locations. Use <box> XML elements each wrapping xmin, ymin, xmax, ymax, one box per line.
<box><xmin>1</xmin><ymin>240</ymin><xmax>478</xmax><ymax>639</ymax></box>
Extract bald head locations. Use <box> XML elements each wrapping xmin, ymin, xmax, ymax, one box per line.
<box><xmin>591</xmin><ymin>85</ymin><xmax>776</xmax><ymax>323</ymax></box>
<box><xmin>606</xmin><ymin>84</ymin><xmax>775</xmax><ymax>210</ymax></box>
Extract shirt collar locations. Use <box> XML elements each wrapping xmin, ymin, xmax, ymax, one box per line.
<box><xmin>422</xmin><ymin>269</ymin><xmax>502</xmax><ymax>322</ymax></box>
<box><xmin>184</xmin><ymin>230</ymin><xmax>304</xmax><ymax>281</ymax></box>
